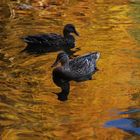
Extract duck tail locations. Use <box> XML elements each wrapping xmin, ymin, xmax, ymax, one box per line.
<box><xmin>21</xmin><ymin>36</ymin><xmax>32</xmax><ymax>44</ymax></box>
<box><xmin>90</xmin><ymin>52</ymin><xmax>100</xmax><ymax>61</ymax></box>
<box><xmin>95</xmin><ymin>52</ymin><xmax>100</xmax><ymax>61</ymax></box>
<box><xmin>20</xmin><ymin>36</ymin><xmax>26</xmax><ymax>41</ymax></box>
<box><xmin>19</xmin><ymin>48</ymin><xmax>27</xmax><ymax>53</ymax></box>
<box><xmin>19</xmin><ymin>44</ymin><xmax>33</xmax><ymax>54</ymax></box>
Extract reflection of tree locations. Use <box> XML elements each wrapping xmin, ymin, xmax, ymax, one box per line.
<box><xmin>0</xmin><ymin>4</ymin><xmax>11</xmax><ymax>19</ymax></box>
<box><xmin>128</xmin><ymin>3</ymin><xmax>140</xmax><ymax>43</ymax></box>
<box><xmin>13</xmin><ymin>0</ymin><xmax>70</xmax><ymax>6</ymax></box>
<box><xmin>0</xmin><ymin>2</ymin><xmax>11</xmax><ymax>49</ymax></box>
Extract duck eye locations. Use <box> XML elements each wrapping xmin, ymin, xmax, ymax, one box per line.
<box><xmin>71</xmin><ymin>27</ymin><xmax>75</xmax><ymax>31</ymax></box>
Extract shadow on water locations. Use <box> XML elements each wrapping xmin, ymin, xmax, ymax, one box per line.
<box><xmin>53</xmin><ymin>70</ymin><xmax>99</xmax><ymax>102</ymax></box>
<box><xmin>20</xmin><ymin>44</ymin><xmax>80</xmax><ymax>56</ymax></box>
<box><xmin>52</xmin><ymin>80</ymin><xmax>70</xmax><ymax>101</ymax></box>
<box><xmin>53</xmin><ymin>91</ymin><xmax>69</xmax><ymax>101</ymax></box>
<box><xmin>105</xmin><ymin>108</ymin><xmax>140</xmax><ymax>136</ymax></box>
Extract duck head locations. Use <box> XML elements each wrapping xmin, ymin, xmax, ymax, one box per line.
<box><xmin>51</xmin><ymin>52</ymin><xmax>69</xmax><ymax>67</ymax></box>
<box><xmin>63</xmin><ymin>24</ymin><xmax>79</xmax><ymax>37</ymax></box>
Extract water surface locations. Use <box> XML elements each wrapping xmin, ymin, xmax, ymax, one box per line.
<box><xmin>0</xmin><ymin>0</ymin><xmax>140</xmax><ymax>139</ymax></box>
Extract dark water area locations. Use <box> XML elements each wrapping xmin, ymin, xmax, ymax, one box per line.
<box><xmin>0</xmin><ymin>0</ymin><xmax>140</xmax><ymax>139</ymax></box>
<box><xmin>105</xmin><ymin>108</ymin><xmax>140</xmax><ymax>136</ymax></box>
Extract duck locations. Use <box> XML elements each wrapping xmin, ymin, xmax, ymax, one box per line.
<box><xmin>52</xmin><ymin>51</ymin><xmax>100</xmax><ymax>101</ymax></box>
<box><xmin>21</xmin><ymin>24</ymin><xmax>79</xmax><ymax>54</ymax></box>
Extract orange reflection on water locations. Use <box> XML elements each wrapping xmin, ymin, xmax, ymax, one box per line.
<box><xmin>0</xmin><ymin>0</ymin><xmax>140</xmax><ymax>140</ymax></box>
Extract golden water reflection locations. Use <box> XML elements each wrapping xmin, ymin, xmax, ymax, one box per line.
<box><xmin>0</xmin><ymin>0</ymin><xmax>140</xmax><ymax>140</ymax></box>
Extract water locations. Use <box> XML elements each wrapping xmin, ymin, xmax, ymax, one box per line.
<box><xmin>0</xmin><ymin>0</ymin><xmax>140</xmax><ymax>139</ymax></box>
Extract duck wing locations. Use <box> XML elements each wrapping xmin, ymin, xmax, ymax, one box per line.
<box><xmin>22</xmin><ymin>33</ymin><xmax>65</xmax><ymax>47</ymax></box>
<box><xmin>69</xmin><ymin>53</ymin><xmax>97</xmax><ymax>77</ymax></box>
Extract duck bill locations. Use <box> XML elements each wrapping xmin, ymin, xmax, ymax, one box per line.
<box><xmin>74</xmin><ymin>30</ymin><xmax>79</xmax><ymax>36</ymax></box>
<box><xmin>51</xmin><ymin>59</ymin><xmax>60</xmax><ymax>67</ymax></box>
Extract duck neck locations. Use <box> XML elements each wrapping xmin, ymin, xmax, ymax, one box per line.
<box><xmin>63</xmin><ymin>30</ymin><xmax>71</xmax><ymax>38</ymax></box>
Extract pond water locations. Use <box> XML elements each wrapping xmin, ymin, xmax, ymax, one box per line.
<box><xmin>0</xmin><ymin>0</ymin><xmax>140</xmax><ymax>140</ymax></box>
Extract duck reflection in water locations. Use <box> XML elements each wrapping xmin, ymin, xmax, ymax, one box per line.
<box><xmin>21</xmin><ymin>24</ymin><xmax>79</xmax><ymax>55</ymax></box>
<box><xmin>52</xmin><ymin>51</ymin><xmax>100</xmax><ymax>101</ymax></box>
